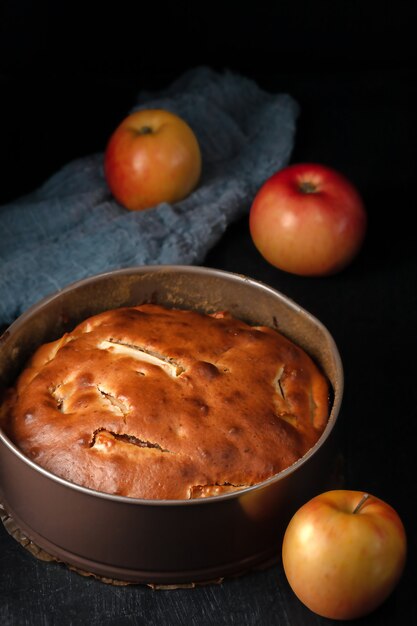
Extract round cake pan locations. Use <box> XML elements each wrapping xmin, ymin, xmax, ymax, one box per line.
<box><xmin>0</xmin><ymin>265</ymin><xmax>343</xmax><ymax>584</ymax></box>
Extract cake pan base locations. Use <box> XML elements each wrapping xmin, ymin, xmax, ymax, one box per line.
<box><xmin>1</xmin><ymin>501</ymin><xmax>279</xmax><ymax>586</ymax></box>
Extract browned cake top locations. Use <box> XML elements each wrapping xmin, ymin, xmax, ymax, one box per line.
<box><xmin>2</xmin><ymin>304</ymin><xmax>329</xmax><ymax>499</ymax></box>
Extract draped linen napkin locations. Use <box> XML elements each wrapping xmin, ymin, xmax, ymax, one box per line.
<box><xmin>0</xmin><ymin>66</ymin><xmax>299</xmax><ymax>326</ymax></box>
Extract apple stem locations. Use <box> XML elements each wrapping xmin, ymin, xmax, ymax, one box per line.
<box><xmin>298</xmin><ymin>181</ymin><xmax>317</xmax><ymax>194</ymax></box>
<box><xmin>138</xmin><ymin>126</ymin><xmax>153</xmax><ymax>135</ymax></box>
<box><xmin>353</xmin><ymin>493</ymin><xmax>370</xmax><ymax>514</ymax></box>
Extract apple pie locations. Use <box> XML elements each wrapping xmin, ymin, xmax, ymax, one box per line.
<box><xmin>2</xmin><ymin>304</ymin><xmax>330</xmax><ymax>499</ymax></box>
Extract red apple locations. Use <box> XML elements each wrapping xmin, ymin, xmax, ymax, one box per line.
<box><xmin>249</xmin><ymin>163</ymin><xmax>367</xmax><ymax>276</ymax></box>
<box><xmin>282</xmin><ymin>490</ymin><xmax>407</xmax><ymax>620</ymax></box>
<box><xmin>104</xmin><ymin>109</ymin><xmax>202</xmax><ymax>211</ymax></box>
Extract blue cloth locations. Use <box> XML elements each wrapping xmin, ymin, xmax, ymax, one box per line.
<box><xmin>0</xmin><ymin>67</ymin><xmax>299</xmax><ymax>326</ymax></box>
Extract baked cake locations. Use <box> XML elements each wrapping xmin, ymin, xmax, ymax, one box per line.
<box><xmin>1</xmin><ymin>304</ymin><xmax>330</xmax><ymax>499</ymax></box>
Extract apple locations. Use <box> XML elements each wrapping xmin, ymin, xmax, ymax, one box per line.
<box><xmin>249</xmin><ymin>163</ymin><xmax>367</xmax><ymax>276</ymax></box>
<box><xmin>282</xmin><ymin>490</ymin><xmax>407</xmax><ymax>620</ymax></box>
<box><xmin>104</xmin><ymin>109</ymin><xmax>202</xmax><ymax>211</ymax></box>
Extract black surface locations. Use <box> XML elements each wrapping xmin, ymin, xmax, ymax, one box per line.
<box><xmin>1</xmin><ymin>2</ymin><xmax>416</xmax><ymax>624</ymax></box>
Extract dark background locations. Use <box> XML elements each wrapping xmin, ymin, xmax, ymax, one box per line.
<box><xmin>0</xmin><ymin>1</ymin><xmax>416</xmax><ymax>625</ymax></box>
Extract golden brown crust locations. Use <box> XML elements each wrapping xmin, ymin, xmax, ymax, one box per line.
<box><xmin>3</xmin><ymin>304</ymin><xmax>329</xmax><ymax>499</ymax></box>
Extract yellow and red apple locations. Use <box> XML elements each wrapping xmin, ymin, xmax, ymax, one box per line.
<box><xmin>104</xmin><ymin>109</ymin><xmax>202</xmax><ymax>211</ymax></box>
<box><xmin>282</xmin><ymin>490</ymin><xmax>407</xmax><ymax>620</ymax></box>
<box><xmin>249</xmin><ymin>163</ymin><xmax>367</xmax><ymax>276</ymax></box>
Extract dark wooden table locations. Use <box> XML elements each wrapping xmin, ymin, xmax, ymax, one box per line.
<box><xmin>0</xmin><ymin>3</ymin><xmax>416</xmax><ymax>622</ymax></box>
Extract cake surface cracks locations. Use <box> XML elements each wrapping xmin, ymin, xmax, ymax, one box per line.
<box><xmin>97</xmin><ymin>340</ymin><xmax>185</xmax><ymax>377</ymax></box>
<box><xmin>91</xmin><ymin>428</ymin><xmax>173</xmax><ymax>454</ymax></box>
<box><xmin>96</xmin><ymin>386</ymin><xmax>129</xmax><ymax>421</ymax></box>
